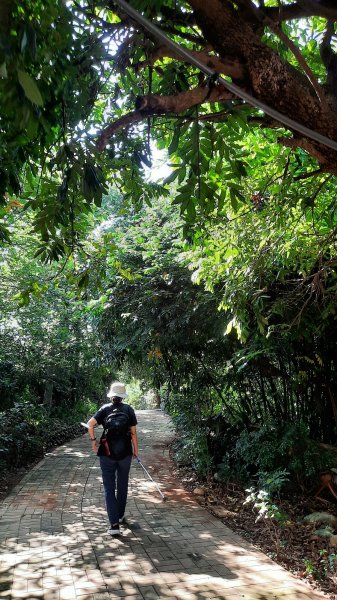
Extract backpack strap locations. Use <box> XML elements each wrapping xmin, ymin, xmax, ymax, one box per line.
<box><xmin>101</xmin><ymin>403</ymin><xmax>114</xmax><ymax>437</ymax></box>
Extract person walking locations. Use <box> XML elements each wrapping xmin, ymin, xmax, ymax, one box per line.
<box><xmin>87</xmin><ymin>381</ymin><xmax>138</xmax><ymax>536</ymax></box>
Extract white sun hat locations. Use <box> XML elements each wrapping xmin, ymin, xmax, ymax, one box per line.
<box><xmin>107</xmin><ymin>381</ymin><xmax>128</xmax><ymax>398</ymax></box>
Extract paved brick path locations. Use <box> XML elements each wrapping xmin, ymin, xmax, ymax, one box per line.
<box><xmin>0</xmin><ymin>410</ymin><xmax>328</xmax><ymax>600</ymax></box>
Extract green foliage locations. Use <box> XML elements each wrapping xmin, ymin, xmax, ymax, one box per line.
<box><xmin>244</xmin><ymin>489</ymin><xmax>289</xmax><ymax>526</ymax></box>
<box><xmin>244</xmin><ymin>488</ymin><xmax>290</xmax><ymax>557</ymax></box>
<box><xmin>304</xmin><ymin>550</ymin><xmax>337</xmax><ymax>582</ymax></box>
<box><xmin>217</xmin><ymin>422</ymin><xmax>337</xmax><ymax>488</ymax></box>
<box><xmin>0</xmin><ymin>207</ymin><xmax>114</xmax><ymax>414</ymax></box>
<box><xmin>0</xmin><ymin>401</ymin><xmax>83</xmax><ymax>473</ymax></box>
<box><xmin>1</xmin><ymin>183</ymin><xmax>335</xmax><ymax>493</ymax></box>
<box><xmin>52</xmin><ymin>397</ymin><xmax>98</xmax><ymax>423</ymax></box>
<box><xmin>90</xmin><ymin>196</ymin><xmax>230</xmax><ymax>406</ymax></box>
<box><xmin>172</xmin><ymin>422</ymin><xmax>213</xmax><ymax>478</ymax></box>
<box><xmin>304</xmin><ymin>558</ymin><xmax>315</xmax><ymax>577</ymax></box>
<box><xmin>0</xmin><ymin>0</ymin><xmax>111</xmax><ymax>258</ymax></box>
<box><xmin>216</xmin><ymin>453</ymin><xmax>247</xmax><ymax>484</ymax></box>
<box><xmin>256</xmin><ymin>470</ymin><xmax>290</xmax><ymax>496</ymax></box>
<box><xmin>0</xmin><ymin>195</ymin><xmax>120</xmax><ymax>479</ymax></box>
<box><xmin>2</xmin><ymin>0</ymin><xmax>337</xmax><ymax>488</ymax></box>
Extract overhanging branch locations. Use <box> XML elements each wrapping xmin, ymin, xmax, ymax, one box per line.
<box><xmin>265</xmin><ymin>1</ymin><xmax>337</xmax><ymax>22</ymax></box>
<box><xmin>97</xmin><ymin>83</ymin><xmax>235</xmax><ymax>150</ymax></box>
<box><xmin>135</xmin><ymin>44</ymin><xmax>245</xmax><ymax>80</ymax></box>
<box><xmin>97</xmin><ymin>111</ymin><xmax>144</xmax><ymax>150</ymax></box>
<box><xmin>278</xmin><ymin>136</ymin><xmax>335</xmax><ymax>170</ymax></box>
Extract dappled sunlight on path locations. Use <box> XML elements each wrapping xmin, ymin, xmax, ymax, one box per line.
<box><xmin>0</xmin><ymin>410</ymin><xmax>328</xmax><ymax>599</ymax></box>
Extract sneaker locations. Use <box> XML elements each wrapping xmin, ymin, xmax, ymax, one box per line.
<box><xmin>119</xmin><ymin>516</ymin><xmax>126</xmax><ymax>524</ymax></box>
<box><xmin>107</xmin><ymin>524</ymin><xmax>120</xmax><ymax>536</ymax></box>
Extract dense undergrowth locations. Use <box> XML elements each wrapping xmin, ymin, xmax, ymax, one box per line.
<box><xmin>0</xmin><ymin>400</ymin><xmax>92</xmax><ymax>475</ymax></box>
<box><xmin>171</xmin><ymin>411</ymin><xmax>337</xmax><ymax>491</ymax></box>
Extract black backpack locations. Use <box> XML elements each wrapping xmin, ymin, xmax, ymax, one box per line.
<box><xmin>98</xmin><ymin>405</ymin><xmax>131</xmax><ymax>459</ymax></box>
<box><xmin>104</xmin><ymin>406</ymin><xmax>130</xmax><ymax>439</ymax></box>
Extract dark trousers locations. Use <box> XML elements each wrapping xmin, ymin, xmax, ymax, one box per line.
<box><xmin>99</xmin><ymin>454</ymin><xmax>132</xmax><ymax>526</ymax></box>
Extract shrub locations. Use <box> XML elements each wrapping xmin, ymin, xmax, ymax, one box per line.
<box><xmin>217</xmin><ymin>421</ymin><xmax>337</xmax><ymax>489</ymax></box>
<box><xmin>172</xmin><ymin>413</ymin><xmax>213</xmax><ymax>478</ymax></box>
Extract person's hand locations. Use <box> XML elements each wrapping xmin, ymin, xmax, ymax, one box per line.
<box><xmin>91</xmin><ymin>439</ymin><xmax>97</xmax><ymax>453</ymax></box>
<box><xmin>133</xmin><ymin>452</ymin><xmax>138</xmax><ymax>459</ymax></box>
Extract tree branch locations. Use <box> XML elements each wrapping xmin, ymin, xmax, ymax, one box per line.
<box><xmin>278</xmin><ymin>136</ymin><xmax>337</xmax><ymax>171</ymax></box>
<box><xmin>159</xmin><ymin>25</ymin><xmax>204</xmax><ymax>44</ymax></box>
<box><xmin>95</xmin><ymin>0</ymin><xmax>337</xmax><ymax>173</ymax></box>
<box><xmin>97</xmin><ymin>84</ymin><xmax>235</xmax><ymax>151</ymax></box>
<box><xmin>134</xmin><ymin>83</ymin><xmax>235</xmax><ymax>113</ymax></box>
<box><xmin>265</xmin><ymin>1</ymin><xmax>337</xmax><ymax>22</ymax></box>
<box><xmin>293</xmin><ymin>168</ymin><xmax>325</xmax><ymax>180</ymax></box>
<box><xmin>135</xmin><ymin>44</ymin><xmax>245</xmax><ymax>80</ymax></box>
<box><xmin>97</xmin><ymin>111</ymin><xmax>144</xmax><ymax>151</ymax></box>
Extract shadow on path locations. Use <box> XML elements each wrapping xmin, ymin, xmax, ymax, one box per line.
<box><xmin>0</xmin><ymin>410</ymin><xmax>327</xmax><ymax>600</ymax></box>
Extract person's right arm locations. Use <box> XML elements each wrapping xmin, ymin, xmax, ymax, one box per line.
<box><xmin>87</xmin><ymin>417</ymin><xmax>98</xmax><ymax>453</ymax></box>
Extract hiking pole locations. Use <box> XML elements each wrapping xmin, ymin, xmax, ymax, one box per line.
<box><xmin>136</xmin><ymin>457</ymin><xmax>166</xmax><ymax>501</ymax></box>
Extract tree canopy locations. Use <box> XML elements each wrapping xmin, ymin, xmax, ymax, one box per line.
<box><xmin>1</xmin><ymin>1</ymin><xmax>337</xmax><ymax>255</ymax></box>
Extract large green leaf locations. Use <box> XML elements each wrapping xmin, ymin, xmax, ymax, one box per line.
<box><xmin>17</xmin><ymin>70</ymin><xmax>44</xmax><ymax>106</ymax></box>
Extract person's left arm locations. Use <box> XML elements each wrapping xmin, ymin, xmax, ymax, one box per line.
<box><xmin>128</xmin><ymin>406</ymin><xmax>138</xmax><ymax>458</ymax></box>
<box><xmin>130</xmin><ymin>425</ymin><xmax>138</xmax><ymax>458</ymax></box>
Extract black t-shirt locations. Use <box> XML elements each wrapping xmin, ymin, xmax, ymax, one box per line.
<box><xmin>94</xmin><ymin>402</ymin><xmax>137</xmax><ymax>459</ymax></box>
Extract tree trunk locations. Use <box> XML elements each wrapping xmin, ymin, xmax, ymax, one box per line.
<box><xmin>43</xmin><ymin>380</ymin><xmax>53</xmax><ymax>414</ymax></box>
<box><xmin>154</xmin><ymin>391</ymin><xmax>161</xmax><ymax>409</ymax></box>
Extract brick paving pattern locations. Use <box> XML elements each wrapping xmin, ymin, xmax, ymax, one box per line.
<box><xmin>0</xmin><ymin>409</ymin><xmax>328</xmax><ymax>599</ymax></box>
